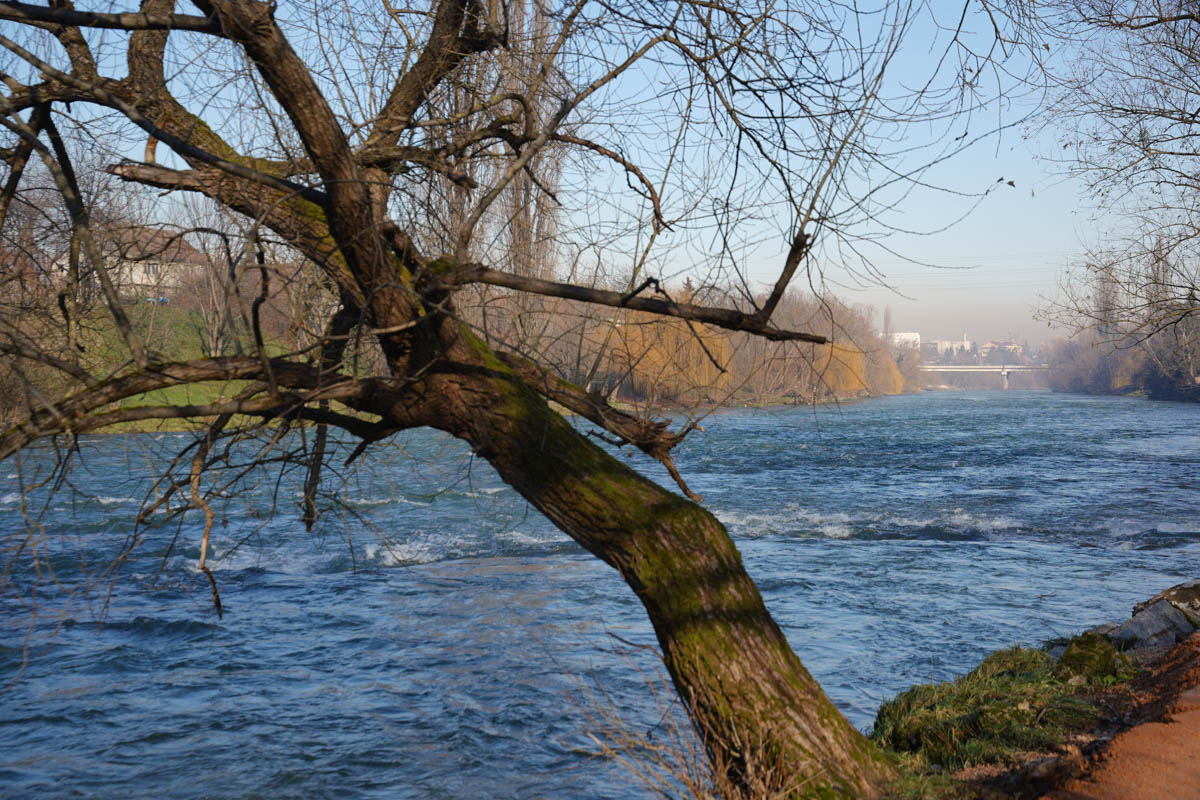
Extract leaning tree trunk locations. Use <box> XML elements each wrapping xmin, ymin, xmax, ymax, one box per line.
<box><xmin>0</xmin><ymin>0</ymin><xmax>892</xmax><ymax>792</ymax></box>
<box><xmin>413</xmin><ymin>332</ymin><xmax>895</xmax><ymax>798</ymax></box>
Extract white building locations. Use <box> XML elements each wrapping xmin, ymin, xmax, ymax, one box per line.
<box><xmin>979</xmin><ymin>340</ymin><xmax>1022</xmax><ymax>358</ymax></box>
<box><xmin>888</xmin><ymin>331</ymin><xmax>921</xmax><ymax>349</ymax></box>
<box><xmin>930</xmin><ymin>333</ymin><xmax>974</xmax><ymax>356</ymax></box>
<box><xmin>51</xmin><ymin>225</ymin><xmax>212</xmax><ymax>299</ymax></box>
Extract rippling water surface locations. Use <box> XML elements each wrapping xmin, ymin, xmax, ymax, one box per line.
<box><xmin>3</xmin><ymin>391</ymin><xmax>1200</xmax><ymax>798</ymax></box>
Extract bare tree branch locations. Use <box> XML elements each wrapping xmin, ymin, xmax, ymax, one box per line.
<box><xmin>365</xmin><ymin>0</ymin><xmax>502</xmax><ymax>151</ymax></box>
<box><xmin>441</xmin><ymin>264</ymin><xmax>828</xmax><ymax>343</ymax></box>
<box><xmin>0</xmin><ymin>2</ymin><xmax>221</xmax><ymax>34</ymax></box>
<box><xmin>0</xmin><ymin>106</ymin><xmax>148</xmax><ymax>366</ymax></box>
<box><xmin>0</xmin><ymin>103</ymin><xmax>41</xmax><ymax>230</ymax></box>
<box><xmin>0</xmin><ymin>33</ymin><xmax>326</xmax><ymax>204</ymax></box>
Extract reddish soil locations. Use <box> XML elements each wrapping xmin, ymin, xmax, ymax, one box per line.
<box><xmin>1040</xmin><ymin>632</ymin><xmax>1200</xmax><ymax>800</ymax></box>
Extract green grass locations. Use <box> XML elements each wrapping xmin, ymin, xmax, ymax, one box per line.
<box><xmin>878</xmin><ymin>751</ymin><xmax>973</xmax><ymax>800</ymax></box>
<box><xmin>72</xmin><ymin>305</ymin><xmax>268</xmax><ymax>432</ymax></box>
<box><xmin>106</xmin><ymin>381</ymin><xmax>229</xmax><ymax>432</ymax></box>
<box><xmin>872</xmin><ymin>635</ymin><xmax>1134</xmax><ymax>777</ymax></box>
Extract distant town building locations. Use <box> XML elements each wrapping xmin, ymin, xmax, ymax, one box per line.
<box><xmin>922</xmin><ymin>333</ymin><xmax>975</xmax><ymax>358</ymax></box>
<box><xmin>888</xmin><ymin>331</ymin><xmax>921</xmax><ymax>349</ymax></box>
<box><xmin>50</xmin><ymin>225</ymin><xmax>212</xmax><ymax>299</ymax></box>
<box><xmin>979</xmin><ymin>340</ymin><xmax>1023</xmax><ymax>358</ymax></box>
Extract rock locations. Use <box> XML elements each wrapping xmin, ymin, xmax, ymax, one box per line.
<box><xmin>1017</xmin><ymin>744</ymin><xmax>1087</xmax><ymax>791</ymax></box>
<box><xmin>1047</xmin><ymin>644</ymin><xmax>1068</xmax><ymax>661</ymax></box>
<box><xmin>1133</xmin><ymin>579</ymin><xmax>1200</xmax><ymax>628</ymax></box>
<box><xmin>1088</xmin><ymin>621</ymin><xmax>1120</xmax><ymax>639</ymax></box>
<box><xmin>1110</xmin><ymin>599</ymin><xmax>1193</xmax><ymax>650</ymax></box>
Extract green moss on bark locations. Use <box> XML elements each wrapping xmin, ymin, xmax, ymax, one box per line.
<box><xmin>433</xmin><ymin>322</ymin><xmax>895</xmax><ymax>796</ymax></box>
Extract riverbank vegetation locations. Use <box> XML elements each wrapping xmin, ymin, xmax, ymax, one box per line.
<box><xmin>872</xmin><ymin>635</ymin><xmax>1132</xmax><ymax>776</ymax></box>
<box><xmin>870</xmin><ymin>575</ymin><xmax>1200</xmax><ymax>800</ymax></box>
<box><xmin>1</xmin><ymin>171</ymin><xmax>917</xmax><ymax>430</ymax></box>
<box><xmin>1046</xmin><ymin>329</ymin><xmax>1200</xmax><ymax>402</ymax></box>
<box><xmin>0</xmin><ymin>245</ymin><xmax>915</xmax><ymax>430</ymax></box>
<box><xmin>459</xmin><ymin>283</ymin><xmax>914</xmax><ymax>408</ymax></box>
<box><xmin>604</xmin><ymin>628</ymin><xmax>1158</xmax><ymax>799</ymax></box>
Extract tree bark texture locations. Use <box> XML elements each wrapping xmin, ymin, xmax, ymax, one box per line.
<box><xmin>409</xmin><ymin>328</ymin><xmax>894</xmax><ymax>797</ymax></box>
<box><xmin>0</xmin><ymin>2</ymin><xmax>897</xmax><ymax>794</ymax></box>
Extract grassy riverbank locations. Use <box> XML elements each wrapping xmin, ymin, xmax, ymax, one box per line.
<box><xmin>873</xmin><ymin>634</ymin><xmax>1138</xmax><ymax>798</ymax></box>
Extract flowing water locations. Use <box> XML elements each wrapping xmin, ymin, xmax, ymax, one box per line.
<box><xmin>3</xmin><ymin>391</ymin><xmax>1199</xmax><ymax>798</ymax></box>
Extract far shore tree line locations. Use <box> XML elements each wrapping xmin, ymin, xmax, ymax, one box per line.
<box><xmin>0</xmin><ymin>201</ymin><xmax>917</xmax><ymax>424</ymax></box>
<box><xmin>1044</xmin><ymin>247</ymin><xmax>1200</xmax><ymax>402</ymax></box>
<box><xmin>1046</xmin><ymin>328</ymin><xmax>1200</xmax><ymax>402</ymax></box>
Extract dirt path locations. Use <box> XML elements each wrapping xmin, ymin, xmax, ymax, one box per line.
<box><xmin>1042</xmin><ymin>634</ymin><xmax>1200</xmax><ymax>800</ymax></box>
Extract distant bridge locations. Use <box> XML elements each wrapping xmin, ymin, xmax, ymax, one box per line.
<box><xmin>919</xmin><ymin>364</ymin><xmax>1049</xmax><ymax>389</ymax></box>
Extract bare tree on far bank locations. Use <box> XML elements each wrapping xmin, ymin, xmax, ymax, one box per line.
<box><xmin>1039</xmin><ymin>2</ymin><xmax>1200</xmax><ymax>399</ymax></box>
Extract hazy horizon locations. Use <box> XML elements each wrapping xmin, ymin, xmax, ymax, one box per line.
<box><xmin>833</xmin><ymin>128</ymin><xmax>1097</xmax><ymax>348</ymax></box>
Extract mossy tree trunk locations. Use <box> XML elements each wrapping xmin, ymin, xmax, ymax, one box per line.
<box><xmin>0</xmin><ymin>3</ymin><xmax>897</xmax><ymax>795</ymax></box>
<box><xmin>403</xmin><ymin>327</ymin><xmax>895</xmax><ymax>798</ymax></box>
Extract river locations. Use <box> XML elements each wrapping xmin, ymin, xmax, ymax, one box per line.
<box><xmin>2</xmin><ymin>391</ymin><xmax>1199</xmax><ymax>798</ymax></box>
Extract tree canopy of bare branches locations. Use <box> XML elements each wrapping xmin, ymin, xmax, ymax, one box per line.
<box><xmin>0</xmin><ymin>1</ymin><xmax>1039</xmax><ymax>794</ymax></box>
<box><xmin>1040</xmin><ymin>1</ymin><xmax>1200</xmax><ymax>393</ymax></box>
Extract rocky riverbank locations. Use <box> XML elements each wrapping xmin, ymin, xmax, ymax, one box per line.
<box><xmin>874</xmin><ymin>580</ymin><xmax>1200</xmax><ymax>799</ymax></box>
<box><xmin>1081</xmin><ymin>580</ymin><xmax>1200</xmax><ymax>662</ymax></box>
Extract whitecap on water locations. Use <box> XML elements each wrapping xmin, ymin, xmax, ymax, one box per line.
<box><xmin>497</xmin><ymin>529</ymin><xmax>570</xmax><ymax>547</ymax></box>
<box><xmin>363</xmin><ymin>541</ymin><xmax>439</xmax><ymax>566</ymax></box>
<box><xmin>1154</xmin><ymin>522</ymin><xmax>1198</xmax><ymax>535</ymax></box>
<box><xmin>817</xmin><ymin>522</ymin><xmax>855</xmax><ymax>539</ymax></box>
<box><xmin>322</xmin><ymin>494</ymin><xmax>433</xmax><ymax>508</ymax></box>
<box><xmin>885</xmin><ymin>515</ymin><xmax>942</xmax><ymax>529</ymax></box>
<box><xmin>713</xmin><ymin>508</ymin><xmax>783</xmax><ymax>537</ymax></box>
<box><xmin>946</xmin><ymin>509</ymin><xmax>1021</xmax><ymax>534</ymax></box>
<box><xmin>397</xmin><ymin>497</ymin><xmax>432</xmax><ymax>507</ymax></box>
<box><xmin>716</xmin><ymin>507</ymin><xmax>858</xmax><ymax>539</ymax></box>
<box><xmin>716</xmin><ymin>504</ymin><xmax>1033</xmax><ymax>542</ymax></box>
<box><xmin>1101</xmin><ymin>519</ymin><xmax>1148</xmax><ymax>538</ymax></box>
<box><xmin>178</xmin><ymin>536</ymin><xmax>331</xmax><ymax>574</ymax></box>
<box><xmin>462</xmin><ymin>487</ymin><xmax>507</xmax><ymax>499</ymax></box>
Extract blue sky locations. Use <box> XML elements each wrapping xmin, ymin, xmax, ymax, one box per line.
<box><xmin>741</xmin><ymin>5</ymin><xmax>1103</xmax><ymax>349</ymax></box>
<box><xmin>843</xmin><ymin>129</ymin><xmax>1096</xmax><ymax>346</ymax></box>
